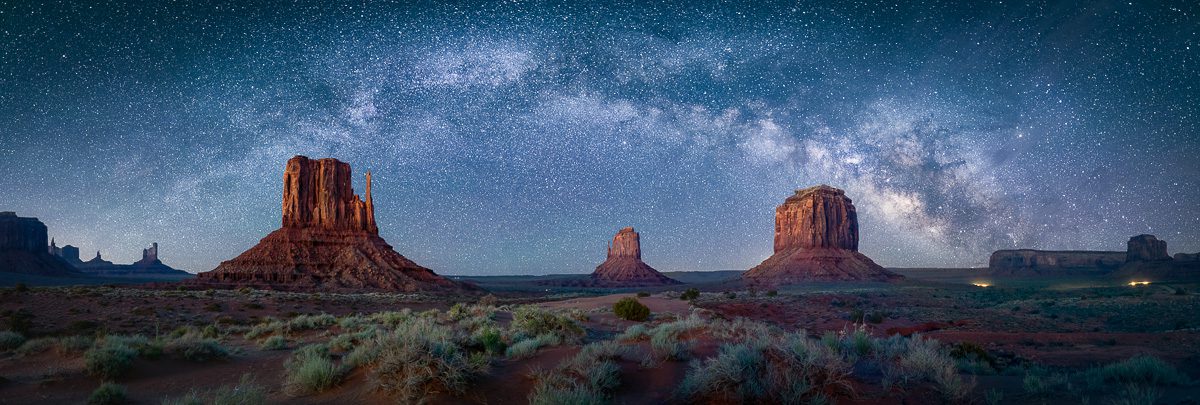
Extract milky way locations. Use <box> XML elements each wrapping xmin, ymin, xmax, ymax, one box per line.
<box><xmin>2</xmin><ymin>1</ymin><xmax>1197</xmax><ymax>274</ymax></box>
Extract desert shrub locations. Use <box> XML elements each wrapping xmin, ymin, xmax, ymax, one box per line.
<box><xmin>288</xmin><ymin>313</ymin><xmax>336</xmax><ymax>330</ymax></box>
<box><xmin>848</xmin><ymin>308</ymin><xmax>865</xmax><ymax>323</ymax></box>
<box><xmin>616</xmin><ymin>324</ymin><xmax>649</xmax><ymax>341</ymax></box>
<box><xmin>528</xmin><ymin>341</ymin><xmax>625</xmax><ymax>405</ymax></box>
<box><xmin>85</xmin><ymin>340</ymin><xmax>139</xmax><ymax>379</ymax></box>
<box><xmin>13</xmin><ymin>282</ymin><xmax>29</xmax><ymax>292</ymax></box>
<box><xmin>1109</xmin><ymin>384</ymin><xmax>1163</xmax><ymax>405</ymax></box>
<box><xmin>203</xmin><ymin>302</ymin><xmax>222</xmax><ymax>312</ymax></box>
<box><xmin>637</xmin><ymin>291</ymin><xmax>651</xmax><ymax>298</ymax></box>
<box><xmin>650</xmin><ymin>327</ymin><xmax>689</xmax><ymax>361</ymax></box>
<box><xmin>163</xmin><ymin>373</ymin><xmax>266</xmax><ymax>405</ymax></box>
<box><xmin>723</xmin><ymin>291</ymin><xmax>737</xmax><ymax>299</ymax></box>
<box><xmin>613</xmin><ymin>297</ymin><xmax>650</xmax><ymax>321</ymax></box>
<box><xmin>259</xmin><ymin>335</ymin><xmax>287</xmax><ymax>350</ymax></box>
<box><xmin>328</xmin><ymin>333</ymin><xmax>355</xmax><ymax>351</ymax></box>
<box><xmin>880</xmin><ymin>335</ymin><xmax>975</xmax><ymax>401</ymax></box>
<box><xmin>88</xmin><ymin>382</ymin><xmax>127</xmax><ymax>405</ymax></box>
<box><xmin>510</xmin><ymin>306</ymin><xmax>584</xmax><ymax>342</ymax></box>
<box><xmin>0</xmin><ymin>330</ymin><xmax>26</xmax><ymax>350</ymax></box>
<box><xmin>676</xmin><ymin>333</ymin><xmax>852</xmax><ymax>404</ymax></box>
<box><xmin>766</xmin><ymin>290</ymin><xmax>778</xmax><ymax>297</ymax></box>
<box><xmin>866</xmin><ymin>311</ymin><xmax>885</xmax><ymax>324</ymax></box>
<box><xmin>369</xmin><ymin>310</ymin><xmax>413</xmax><ymax>328</ymax></box>
<box><xmin>166</xmin><ymin>337</ymin><xmax>227</xmax><ymax>362</ymax></box>
<box><xmin>680</xmin><ymin>288</ymin><xmax>700</xmax><ymax>301</ymax></box>
<box><xmin>478</xmin><ymin>294</ymin><xmax>499</xmax><ymax>307</ymax></box>
<box><xmin>1022</xmin><ymin>371</ymin><xmax>1067</xmax><ymax>396</ymax></box>
<box><xmin>3</xmin><ymin>309</ymin><xmax>33</xmax><ymax>334</ymax></box>
<box><xmin>284</xmin><ymin>345</ymin><xmax>342</xmax><ymax>396</ymax></box>
<box><xmin>506</xmin><ymin>334</ymin><xmax>560</xmax><ymax>359</ymax></box>
<box><xmin>1081</xmin><ymin>355</ymin><xmax>1189</xmax><ymax>388</ymax></box>
<box><xmin>370</xmin><ymin>320</ymin><xmax>485</xmax><ymax>402</ymax></box>
<box><xmin>243</xmin><ymin>320</ymin><xmax>284</xmax><ymax>339</ymax></box>
<box><xmin>57</xmin><ymin>335</ymin><xmax>94</xmax><ymax>353</ymax></box>
<box><xmin>16</xmin><ymin>336</ymin><xmax>54</xmax><ymax>355</ymax></box>
<box><xmin>473</xmin><ymin>327</ymin><xmax>505</xmax><ymax>354</ymax></box>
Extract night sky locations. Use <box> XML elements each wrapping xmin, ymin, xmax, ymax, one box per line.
<box><xmin>2</xmin><ymin>1</ymin><xmax>1198</xmax><ymax>275</ymax></box>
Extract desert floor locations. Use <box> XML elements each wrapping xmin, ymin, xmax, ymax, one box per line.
<box><xmin>1</xmin><ymin>274</ymin><xmax>1199</xmax><ymax>404</ymax></box>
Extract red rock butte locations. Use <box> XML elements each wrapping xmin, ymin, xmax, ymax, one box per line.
<box><xmin>743</xmin><ymin>185</ymin><xmax>900</xmax><ymax>284</ymax></box>
<box><xmin>590</xmin><ymin>227</ymin><xmax>680</xmax><ymax>286</ymax></box>
<box><xmin>194</xmin><ymin>156</ymin><xmax>463</xmax><ymax>292</ymax></box>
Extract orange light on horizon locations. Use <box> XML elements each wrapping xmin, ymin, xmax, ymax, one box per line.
<box><xmin>1128</xmin><ymin>281</ymin><xmax>1151</xmax><ymax>287</ymax></box>
<box><xmin>971</xmin><ymin>282</ymin><xmax>991</xmax><ymax>288</ymax></box>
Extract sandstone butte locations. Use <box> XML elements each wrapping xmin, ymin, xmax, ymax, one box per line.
<box><xmin>193</xmin><ymin>156</ymin><xmax>464</xmax><ymax>292</ymax></box>
<box><xmin>743</xmin><ymin>185</ymin><xmax>901</xmax><ymax>284</ymax></box>
<box><xmin>0</xmin><ymin>211</ymin><xmax>79</xmax><ymax>275</ymax></box>
<box><xmin>589</xmin><ymin>227</ymin><xmax>680</xmax><ymax>286</ymax></box>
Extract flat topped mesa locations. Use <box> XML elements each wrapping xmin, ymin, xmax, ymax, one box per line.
<box><xmin>282</xmin><ymin>156</ymin><xmax>377</xmax><ymax>233</ymax></box>
<box><xmin>193</xmin><ymin>156</ymin><xmax>465</xmax><ymax>292</ymax></box>
<box><xmin>744</xmin><ymin>185</ymin><xmax>900</xmax><ymax>284</ymax></box>
<box><xmin>590</xmin><ymin>227</ymin><xmax>680</xmax><ymax>286</ymax></box>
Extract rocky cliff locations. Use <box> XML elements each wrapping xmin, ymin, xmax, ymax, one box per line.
<box><xmin>988</xmin><ymin>250</ymin><xmax>1125</xmax><ymax>276</ymax></box>
<box><xmin>589</xmin><ymin>227</ymin><xmax>679</xmax><ymax>286</ymax></box>
<box><xmin>744</xmin><ymin>186</ymin><xmax>900</xmax><ymax>284</ymax></box>
<box><xmin>0</xmin><ymin>212</ymin><xmax>78</xmax><ymax>275</ymax></box>
<box><xmin>194</xmin><ymin>156</ymin><xmax>464</xmax><ymax>292</ymax></box>
<box><xmin>1127</xmin><ymin>234</ymin><xmax>1172</xmax><ymax>262</ymax></box>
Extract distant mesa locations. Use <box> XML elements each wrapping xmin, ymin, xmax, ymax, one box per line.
<box><xmin>193</xmin><ymin>155</ymin><xmax>466</xmax><ymax>292</ymax></box>
<box><xmin>989</xmin><ymin>234</ymin><xmax>1200</xmax><ymax>279</ymax></box>
<box><xmin>743</xmin><ymin>185</ymin><xmax>901</xmax><ymax>284</ymax></box>
<box><xmin>61</xmin><ymin>242</ymin><xmax>189</xmax><ymax>276</ymax></box>
<box><xmin>0</xmin><ymin>212</ymin><xmax>79</xmax><ymax>276</ymax></box>
<box><xmin>988</xmin><ymin>250</ymin><xmax>1125</xmax><ymax>276</ymax></box>
<box><xmin>588</xmin><ymin>227</ymin><xmax>680</xmax><ymax>287</ymax></box>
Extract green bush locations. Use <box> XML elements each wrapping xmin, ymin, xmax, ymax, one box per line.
<box><xmin>259</xmin><ymin>335</ymin><xmax>287</xmax><ymax>351</ymax></box>
<box><xmin>0</xmin><ymin>330</ymin><xmax>26</xmax><ymax>350</ymax></box>
<box><xmin>680</xmin><ymin>288</ymin><xmax>700</xmax><ymax>300</ymax></box>
<box><xmin>506</xmin><ymin>334</ymin><xmax>560</xmax><ymax>359</ymax></box>
<box><xmin>1081</xmin><ymin>355</ymin><xmax>1189</xmax><ymax>387</ymax></box>
<box><xmin>866</xmin><ymin>311</ymin><xmax>885</xmax><ymax>324</ymax></box>
<box><xmin>676</xmin><ymin>333</ymin><xmax>852</xmax><ymax>403</ymax></box>
<box><xmin>87</xmin><ymin>382</ymin><xmax>126</xmax><ymax>405</ymax></box>
<box><xmin>284</xmin><ymin>345</ymin><xmax>342</xmax><ymax>396</ymax></box>
<box><xmin>636</xmin><ymin>291</ymin><xmax>650</xmax><ymax>298</ymax></box>
<box><xmin>474</xmin><ymin>327</ymin><xmax>505</xmax><ymax>354</ymax></box>
<box><xmin>371</xmin><ymin>320</ymin><xmax>484</xmax><ymax>402</ymax></box>
<box><xmin>85</xmin><ymin>340</ymin><xmax>138</xmax><ymax>379</ymax></box>
<box><xmin>167</xmin><ymin>338</ymin><xmax>227</xmax><ymax>362</ymax></box>
<box><xmin>528</xmin><ymin>341</ymin><xmax>624</xmax><ymax>405</ymax></box>
<box><xmin>510</xmin><ymin>306</ymin><xmax>584</xmax><ymax>341</ymax></box>
<box><xmin>613</xmin><ymin>298</ymin><xmax>650</xmax><ymax>322</ymax></box>
<box><xmin>162</xmin><ymin>373</ymin><xmax>266</xmax><ymax>405</ymax></box>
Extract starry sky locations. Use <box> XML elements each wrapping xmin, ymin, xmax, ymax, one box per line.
<box><xmin>2</xmin><ymin>0</ymin><xmax>1198</xmax><ymax>275</ymax></box>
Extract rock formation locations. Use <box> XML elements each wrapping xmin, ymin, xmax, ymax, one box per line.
<box><xmin>589</xmin><ymin>227</ymin><xmax>680</xmax><ymax>286</ymax></box>
<box><xmin>194</xmin><ymin>156</ymin><xmax>464</xmax><ymax>292</ymax></box>
<box><xmin>988</xmin><ymin>250</ymin><xmax>1125</xmax><ymax>276</ymax></box>
<box><xmin>0</xmin><ymin>212</ymin><xmax>78</xmax><ymax>275</ymax></box>
<box><xmin>1175</xmin><ymin>252</ymin><xmax>1200</xmax><ymax>262</ymax></box>
<box><xmin>1126</xmin><ymin>235</ymin><xmax>1172</xmax><ymax>262</ymax></box>
<box><xmin>743</xmin><ymin>186</ymin><xmax>900</xmax><ymax>284</ymax></box>
<box><xmin>71</xmin><ymin>243</ymin><xmax>189</xmax><ymax>276</ymax></box>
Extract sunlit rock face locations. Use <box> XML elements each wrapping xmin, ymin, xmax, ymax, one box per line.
<box><xmin>0</xmin><ymin>212</ymin><xmax>78</xmax><ymax>275</ymax></box>
<box><xmin>590</xmin><ymin>227</ymin><xmax>680</xmax><ymax>286</ymax></box>
<box><xmin>195</xmin><ymin>156</ymin><xmax>465</xmax><ymax>292</ymax></box>
<box><xmin>744</xmin><ymin>186</ymin><xmax>900</xmax><ymax>284</ymax></box>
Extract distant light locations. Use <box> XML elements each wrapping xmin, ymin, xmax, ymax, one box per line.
<box><xmin>972</xmin><ymin>282</ymin><xmax>991</xmax><ymax>288</ymax></box>
<box><xmin>1128</xmin><ymin>281</ymin><xmax>1151</xmax><ymax>287</ymax></box>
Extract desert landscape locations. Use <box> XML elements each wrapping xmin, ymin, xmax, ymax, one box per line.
<box><xmin>3</xmin><ymin>1</ymin><xmax>1199</xmax><ymax>404</ymax></box>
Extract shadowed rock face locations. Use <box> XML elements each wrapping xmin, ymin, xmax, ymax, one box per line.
<box><xmin>989</xmin><ymin>250</ymin><xmax>1125</xmax><ymax>275</ymax></box>
<box><xmin>590</xmin><ymin>227</ymin><xmax>679</xmax><ymax>286</ymax></box>
<box><xmin>0</xmin><ymin>212</ymin><xmax>78</xmax><ymax>275</ymax></box>
<box><xmin>195</xmin><ymin>156</ymin><xmax>463</xmax><ymax>292</ymax></box>
<box><xmin>744</xmin><ymin>186</ymin><xmax>900</xmax><ymax>284</ymax></box>
<box><xmin>1127</xmin><ymin>234</ymin><xmax>1171</xmax><ymax>262</ymax></box>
